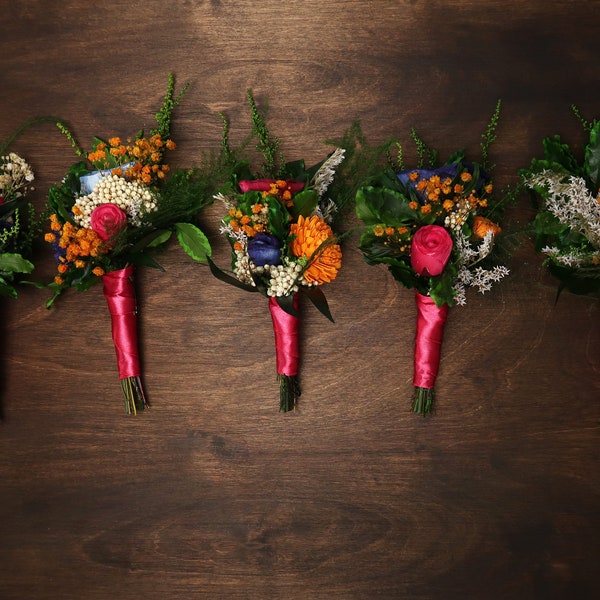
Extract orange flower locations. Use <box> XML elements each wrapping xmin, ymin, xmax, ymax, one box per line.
<box><xmin>373</xmin><ymin>225</ymin><xmax>385</xmax><ymax>236</ymax></box>
<box><xmin>290</xmin><ymin>215</ymin><xmax>342</xmax><ymax>284</ymax></box>
<box><xmin>92</xmin><ymin>267</ymin><xmax>105</xmax><ymax>277</ymax></box>
<box><xmin>472</xmin><ymin>215</ymin><xmax>501</xmax><ymax>239</ymax></box>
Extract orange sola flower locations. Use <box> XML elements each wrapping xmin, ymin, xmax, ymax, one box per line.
<box><xmin>290</xmin><ymin>215</ymin><xmax>342</xmax><ymax>284</ymax></box>
<box><xmin>472</xmin><ymin>215</ymin><xmax>502</xmax><ymax>239</ymax></box>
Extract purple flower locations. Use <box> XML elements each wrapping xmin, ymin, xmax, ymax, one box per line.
<box><xmin>248</xmin><ymin>233</ymin><xmax>282</xmax><ymax>267</ymax></box>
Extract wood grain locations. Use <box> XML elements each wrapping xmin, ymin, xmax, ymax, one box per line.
<box><xmin>1</xmin><ymin>1</ymin><xmax>599</xmax><ymax>598</ymax></box>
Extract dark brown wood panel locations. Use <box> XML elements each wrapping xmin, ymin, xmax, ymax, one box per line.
<box><xmin>1</xmin><ymin>1</ymin><xmax>599</xmax><ymax>598</ymax></box>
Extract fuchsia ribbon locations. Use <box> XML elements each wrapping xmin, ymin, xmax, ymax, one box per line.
<box><xmin>413</xmin><ymin>290</ymin><xmax>449</xmax><ymax>389</ymax></box>
<box><xmin>268</xmin><ymin>295</ymin><xmax>300</xmax><ymax>377</ymax></box>
<box><xmin>238</xmin><ymin>179</ymin><xmax>305</xmax><ymax>194</ymax></box>
<box><xmin>102</xmin><ymin>265</ymin><xmax>140</xmax><ymax>379</ymax></box>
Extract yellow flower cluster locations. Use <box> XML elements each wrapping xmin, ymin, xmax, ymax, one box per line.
<box><xmin>44</xmin><ymin>214</ymin><xmax>108</xmax><ymax>285</ymax></box>
<box><xmin>88</xmin><ymin>134</ymin><xmax>175</xmax><ymax>186</ymax></box>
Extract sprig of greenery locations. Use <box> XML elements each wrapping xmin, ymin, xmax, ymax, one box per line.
<box><xmin>480</xmin><ymin>99</ymin><xmax>502</xmax><ymax>172</ymax></box>
<box><xmin>151</xmin><ymin>72</ymin><xmax>190</xmax><ymax>141</ymax></box>
<box><xmin>410</xmin><ymin>128</ymin><xmax>438</xmax><ymax>168</ymax></box>
<box><xmin>247</xmin><ymin>89</ymin><xmax>284</xmax><ymax>178</ymax></box>
<box><xmin>571</xmin><ymin>104</ymin><xmax>594</xmax><ymax>133</ymax></box>
<box><xmin>56</xmin><ymin>121</ymin><xmax>86</xmax><ymax>158</ymax></box>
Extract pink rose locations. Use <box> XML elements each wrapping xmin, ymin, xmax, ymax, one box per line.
<box><xmin>90</xmin><ymin>203</ymin><xmax>128</xmax><ymax>241</ymax></box>
<box><xmin>238</xmin><ymin>179</ymin><xmax>305</xmax><ymax>194</ymax></box>
<box><xmin>410</xmin><ymin>225</ymin><xmax>453</xmax><ymax>276</ymax></box>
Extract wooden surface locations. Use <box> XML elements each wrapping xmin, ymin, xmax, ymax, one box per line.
<box><xmin>1</xmin><ymin>2</ymin><xmax>599</xmax><ymax>598</ymax></box>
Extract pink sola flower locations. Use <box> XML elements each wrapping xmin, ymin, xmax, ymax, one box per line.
<box><xmin>410</xmin><ymin>225</ymin><xmax>453</xmax><ymax>415</ymax></box>
<box><xmin>90</xmin><ymin>203</ymin><xmax>128</xmax><ymax>241</ymax></box>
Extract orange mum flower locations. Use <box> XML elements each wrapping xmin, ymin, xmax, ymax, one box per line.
<box><xmin>290</xmin><ymin>215</ymin><xmax>342</xmax><ymax>284</ymax></box>
<box><xmin>472</xmin><ymin>215</ymin><xmax>501</xmax><ymax>239</ymax></box>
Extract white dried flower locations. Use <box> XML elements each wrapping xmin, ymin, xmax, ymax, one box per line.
<box><xmin>311</xmin><ymin>147</ymin><xmax>345</xmax><ymax>197</ymax></box>
<box><xmin>72</xmin><ymin>174</ymin><xmax>157</xmax><ymax>228</ymax></box>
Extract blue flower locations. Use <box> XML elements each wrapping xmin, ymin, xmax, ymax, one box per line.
<box><xmin>247</xmin><ymin>233</ymin><xmax>282</xmax><ymax>267</ymax></box>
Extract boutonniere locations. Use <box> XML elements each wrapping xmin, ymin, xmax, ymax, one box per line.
<box><xmin>356</xmin><ymin>101</ymin><xmax>513</xmax><ymax>415</ymax></box>
<box><xmin>0</xmin><ymin>144</ymin><xmax>36</xmax><ymax>298</ymax></box>
<box><xmin>44</xmin><ymin>73</ymin><xmax>213</xmax><ymax>414</ymax></box>
<box><xmin>521</xmin><ymin>106</ymin><xmax>600</xmax><ymax>296</ymax></box>
<box><xmin>209</xmin><ymin>91</ymin><xmax>347</xmax><ymax>411</ymax></box>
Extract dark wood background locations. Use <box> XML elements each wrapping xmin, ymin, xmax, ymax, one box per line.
<box><xmin>1</xmin><ymin>2</ymin><xmax>599</xmax><ymax>598</ymax></box>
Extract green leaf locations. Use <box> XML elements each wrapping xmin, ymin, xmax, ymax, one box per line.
<box><xmin>0</xmin><ymin>253</ymin><xmax>34</xmax><ymax>274</ymax></box>
<box><xmin>266</xmin><ymin>197</ymin><xmax>290</xmax><ymax>242</ymax></box>
<box><xmin>128</xmin><ymin>254</ymin><xmax>165</xmax><ymax>270</ymax></box>
<box><xmin>207</xmin><ymin>257</ymin><xmax>258</xmax><ymax>293</ymax></box>
<box><xmin>356</xmin><ymin>186</ymin><xmax>415</xmax><ymax>225</ymax></box>
<box><xmin>174</xmin><ymin>222</ymin><xmax>212</xmax><ymax>262</ymax></box>
<box><xmin>585</xmin><ymin>121</ymin><xmax>600</xmax><ymax>187</ymax></box>
<box><xmin>147</xmin><ymin>229</ymin><xmax>172</xmax><ymax>248</ymax></box>
<box><xmin>0</xmin><ymin>280</ymin><xmax>18</xmax><ymax>298</ymax></box>
<box><xmin>542</xmin><ymin>135</ymin><xmax>580</xmax><ymax>174</ymax></box>
<box><xmin>302</xmin><ymin>285</ymin><xmax>334</xmax><ymax>322</ymax></box>
<box><xmin>289</xmin><ymin>188</ymin><xmax>319</xmax><ymax>219</ymax></box>
<box><xmin>276</xmin><ymin>293</ymin><xmax>300</xmax><ymax>318</ymax></box>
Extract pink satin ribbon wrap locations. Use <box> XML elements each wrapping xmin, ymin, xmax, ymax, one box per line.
<box><xmin>413</xmin><ymin>291</ymin><xmax>449</xmax><ymax>389</ymax></box>
<box><xmin>268</xmin><ymin>295</ymin><xmax>300</xmax><ymax>377</ymax></box>
<box><xmin>239</xmin><ymin>179</ymin><xmax>305</xmax><ymax>194</ymax></box>
<box><xmin>103</xmin><ymin>265</ymin><xmax>140</xmax><ymax>380</ymax></box>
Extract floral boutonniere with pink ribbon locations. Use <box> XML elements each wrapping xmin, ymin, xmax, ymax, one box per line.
<box><xmin>356</xmin><ymin>101</ymin><xmax>513</xmax><ymax>415</ymax></box>
<box><xmin>0</xmin><ymin>146</ymin><xmax>36</xmax><ymax>298</ymax></box>
<box><xmin>520</xmin><ymin>106</ymin><xmax>600</xmax><ymax>297</ymax></box>
<box><xmin>208</xmin><ymin>91</ymin><xmax>347</xmax><ymax>411</ymax></box>
<box><xmin>44</xmin><ymin>73</ymin><xmax>215</xmax><ymax>414</ymax></box>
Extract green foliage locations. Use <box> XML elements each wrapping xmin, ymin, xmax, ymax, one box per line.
<box><xmin>410</xmin><ymin>128</ymin><xmax>438</xmax><ymax>168</ymax></box>
<box><xmin>175</xmin><ymin>222</ymin><xmax>211</xmax><ymax>262</ymax></box>
<box><xmin>151</xmin><ymin>72</ymin><xmax>190</xmax><ymax>141</ymax></box>
<box><xmin>480</xmin><ymin>99</ymin><xmax>502</xmax><ymax>172</ymax></box>
<box><xmin>521</xmin><ymin>107</ymin><xmax>600</xmax><ymax>296</ymax></box>
<box><xmin>246</xmin><ymin>89</ymin><xmax>283</xmax><ymax>178</ymax></box>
